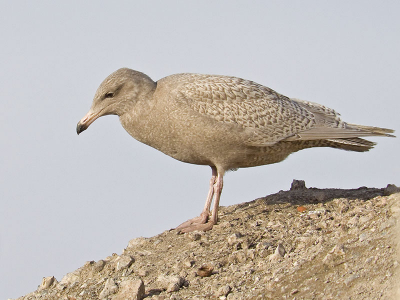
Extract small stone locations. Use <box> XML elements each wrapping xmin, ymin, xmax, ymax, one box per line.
<box><xmin>227</xmin><ymin>232</ymin><xmax>243</xmax><ymax>245</ymax></box>
<box><xmin>246</xmin><ymin>249</ymin><xmax>256</xmax><ymax>260</ymax></box>
<box><xmin>157</xmin><ymin>275</ymin><xmax>185</xmax><ymax>292</ymax></box>
<box><xmin>99</xmin><ymin>278</ymin><xmax>118</xmax><ymax>299</ymax></box>
<box><xmin>290</xmin><ymin>179</ymin><xmax>306</xmax><ymax>190</ymax></box>
<box><xmin>197</xmin><ymin>265</ymin><xmax>214</xmax><ymax>277</ymax></box>
<box><xmin>236</xmin><ymin>251</ymin><xmax>247</xmax><ymax>263</ymax></box>
<box><xmin>216</xmin><ymin>285</ymin><xmax>231</xmax><ymax>297</ymax></box>
<box><xmin>188</xmin><ymin>232</ymin><xmax>202</xmax><ymax>241</ymax></box>
<box><xmin>322</xmin><ymin>252</ymin><xmax>334</xmax><ymax>264</ymax></box>
<box><xmin>330</xmin><ymin>244</ymin><xmax>346</xmax><ymax>255</ymax></box>
<box><xmin>154</xmin><ymin>239</ymin><xmax>163</xmax><ymax>245</ymax></box>
<box><xmin>256</xmin><ymin>241</ymin><xmax>273</xmax><ymax>250</ymax></box>
<box><xmin>127</xmin><ymin>237</ymin><xmax>147</xmax><ymax>248</ymax></box>
<box><xmin>291</xmin><ymin>289</ymin><xmax>299</xmax><ymax>295</ymax></box>
<box><xmin>116</xmin><ymin>255</ymin><xmax>135</xmax><ymax>271</ymax></box>
<box><xmin>251</xmin><ymin>219</ymin><xmax>263</xmax><ymax>227</ymax></box>
<box><xmin>383</xmin><ymin>184</ymin><xmax>400</xmax><ymax>196</ymax></box>
<box><xmin>365</xmin><ymin>257</ymin><xmax>374</xmax><ymax>264</ymax></box>
<box><xmin>344</xmin><ymin>274</ymin><xmax>359</xmax><ymax>286</ymax></box>
<box><xmin>268</xmin><ymin>244</ymin><xmax>286</xmax><ymax>262</ymax></box>
<box><xmin>359</xmin><ymin>232</ymin><xmax>369</xmax><ymax>242</ymax></box>
<box><xmin>348</xmin><ymin>216</ymin><xmax>359</xmax><ymax>226</ymax></box>
<box><xmin>184</xmin><ymin>259</ymin><xmax>195</xmax><ymax>268</ymax></box>
<box><xmin>337</xmin><ymin>199</ymin><xmax>350</xmax><ymax>213</ymax></box>
<box><xmin>275</xmin><ymin>243</ymin><xmax>286</xmax><ymax>257</ymax></box>
<box><xmin>359</xmin><ymin>215</ymin><xmax>372</xmax><ymax>225</ymax></box>
<box><xmin>59</xmin><ymin>269</ymin><xmax>81</xmax><ymax>286</ymax></box>
<box><xmin>268</xmin><ymin>253</ymin><xmax>281</xmax><ymax>262</ymax></box>
<box><xmin>113</xmin><ymin>279</ymin><xmax>145</xmax><ymax>300</ymax></box>
<box><xmin>227</xmin><ymin>292</ymin><xmax>246</xmax><ymax>300</ymax></box>
<box><xmin>93</xmin><ymin>260</ymin><xmax>106</xmax><ymax>272</ymax></box>
<box><xmin>297</xmin><ymin>206</ymin><xmax>307</xmax><ymax>213</ymax></box>
<box><xmin>38</xmin><ymin>276</ymin><xmax>57</xmax><ymax>290</ymax></box>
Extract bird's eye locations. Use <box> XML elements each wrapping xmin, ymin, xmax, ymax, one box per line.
<box><xmin>104</xmin><ymin>92</ymin><xmax>114</xmax><ymax>98</ymax></box>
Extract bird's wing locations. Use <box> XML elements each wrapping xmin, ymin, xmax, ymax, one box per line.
<box><xmin>173</xmin><ymin>74</ymin><xmax>316</xmax><ymax>146</ymax></box>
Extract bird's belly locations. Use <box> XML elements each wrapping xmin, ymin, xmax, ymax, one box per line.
<box><xmin>160</xmin><ymin>139</ymin><xmax>293</xmax><ymax>170</ymax></box>
<box><xmin>120</xmin><ymin>113</ymin><xmax>296</xmax><ymax>170</ymax></box>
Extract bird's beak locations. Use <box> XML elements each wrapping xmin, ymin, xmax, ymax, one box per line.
<box><xmin>76</xmin><ymin>111</ymin><xmax>99</xmax><ymax>135</ymax></box>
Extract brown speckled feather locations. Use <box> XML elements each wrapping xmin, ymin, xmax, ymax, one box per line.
<box><xmin>171</xmin><ymin>74</ymin><xmax>316</xmax><ymax>146</ymax></box>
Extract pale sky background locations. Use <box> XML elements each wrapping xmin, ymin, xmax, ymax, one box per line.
<box><xmin>1</xmin><ymin>1</ymin><xmax>399</xmax><ymax>299</ymax></box>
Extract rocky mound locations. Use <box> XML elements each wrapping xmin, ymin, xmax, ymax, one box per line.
<box><xmin>15</xmin><ymin>181</ymin><xmax>400</xmax><ymax>300</ymax></box>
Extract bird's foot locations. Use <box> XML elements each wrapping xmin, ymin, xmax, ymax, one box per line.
<box><xmin>178</xmin><ymin>221</ymin><xmax>215</xmax><ymax>233</ymax></box>
<box><xmin>175</xmin><ymin>211</ymin><xmax>212</xmax><ymax>233</ymax></box>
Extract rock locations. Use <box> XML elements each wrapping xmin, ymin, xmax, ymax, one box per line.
<box><xmin>38</xmin><ymin>276</ymin><xmax>57</xmax><ymax>290</ymax></box>
<box><xmin>183</xmin><ymin>259</ymin><xmax>195</xmax><ymax>268</ymax></box>
<box><xmin>116</xmin><ymin>255</ymin><xmax>135</xmax><ymax>271</ymax></box>
<box><xmin>275</xmin><ymin>243</ymin><xmax>286</xmax><ymax>257</ymax></box>
<box><xmin>383</xmin><ymin>184</ymin><xmax>400</xmax><ymax>196</ymax></box>
<box><xmin>344</xmin><ymin>274</ymin><xmax>359</xmax><ymax>286</ymax></box>
<box><xmin>216</xmin><ymin>285</ymin><xmax>232</xmax><ymax>297</ymax></box>
<box><xmin>290</xmin><ymin>179</ymin><xmax>306</xmax><ymax>190</ymax></box>
<box><xmin>197</xmin><ymin>265</ymin><xmax>214</xmax><ymax>277</ymax></box>
<box><xmin>188</xmin><ymin>232</ymin><xmax>203</xmax><ymax>241</ymax></box>
<box><xmin>59</xmin><ymin>269</ymin><xmax>81</xmax><ymax>286</ymax></box>
<box><xmin>323</xmin><ymin>244</ymin><xmax>346</xmax><ymax>266</ymax></box>
<box><xmin>127</xmin><ymin>237</ymin><xmax>147</xmax><ymax>248</ymax></box>
<box><xmin>330</xmin><ymin>244</ymin><xmax>346</xmax><ymax>255</ymax></box>
<box><xmin>227</xmin><ymin>232</ymin><xmax>248</xmax><ymax>249</ymax></box>
<box><xmin>269</xmin><ymin>243</ymin><xmax>286</xmax><ymax>261</ymax></box>
<box><xmin>227</xmin><ymin>292</ymin><xmax>246</xmax><ymax>300</ymax></box>
<box><xmin>157</xmin><ymin>275</ymin><xmax>185</xmax><ymax>292</ymax></box>
<box><xmin>256</xmin><ymin>241</ymin><xmax>273</xmax><ymax>250</ymax></box>
<box><xmin>113</xmin><ymin>279</ymin><xmax>145</xmax><ymax>300</ymax></box>
<box><xmin>99</xmin><ymin>278</ymin><xmax>118</xmax><ymax>299</ymax></box>
<box><xmin>359</xmin><ymin>232</ymin><xmax>369</xmax><ymax>242</ymax></box>
<box><xmin>93</xmin><ymin>260</ymin><xmax>106</xmax><ymax>272</ymax></box>
<box><xmin>227</xmin><ymin>233</ymin><xmax>243</xmax><ymax>245</ymax></box>
<box><xmin>336</xmin><ymin>198</ymin><xmax>350</xmax><ymax>213</ymax></box>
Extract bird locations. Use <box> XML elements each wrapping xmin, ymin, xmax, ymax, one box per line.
<box><xmin>76</xmin><ymin>68</ymin><xmax>395</xmax><ymax>232</ymax></box>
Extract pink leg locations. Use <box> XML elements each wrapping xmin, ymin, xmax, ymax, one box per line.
<box><xmin>176</xmin><ymin>167</ymin><xmax>224</xmax><ymax>233</ymax></box>
<box><xmin>209</xmin><ymin>172</ymin><xmax>223</xmax><ymax>224</ymax></box>
<box><xmin>201</xmin><ymin>166</ymin><xmax>218</xmax><ymax>215</ymax></box>
<box><xmin>175</xmin><ymin>167</ymin><xmax>217</xmax><ymax>230</ymax></box>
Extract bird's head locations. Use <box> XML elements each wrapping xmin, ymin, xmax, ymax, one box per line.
<box><xmin>76</xmin><ymin>68</ymin><xmax>156</xmax><ymax>135</ymax></box>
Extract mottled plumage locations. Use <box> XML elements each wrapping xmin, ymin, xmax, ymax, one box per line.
<box><xmin>77</xmin><ymin>68</ymin><xmax>394</xmax><ymax>232</ymax></box>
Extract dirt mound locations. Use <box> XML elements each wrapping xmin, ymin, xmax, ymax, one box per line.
<box><xmin>16</xmin><ymin>181</ymin><xmax>400</xmax><ymax>300</ymax></box>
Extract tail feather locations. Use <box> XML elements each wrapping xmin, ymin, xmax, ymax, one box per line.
<box><xmin>326</xmin><ymin>137</ymin><xmax>376</xmax><ymax>152</ymax></box>
<box><xmin>347</xmin><ymin>124</ymin><xmax>395</xmax><ymax>137</ymax></box>
<box><xmin>284</xmin><ymin>124</ymin><xmax>395</xmax><ymax>142</ymax></box>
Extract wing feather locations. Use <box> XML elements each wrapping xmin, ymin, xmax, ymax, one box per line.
<box><xmin>173</xmin><ymin>74</ymin><xmax>315</xmax><ymax>145</ymax></box>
